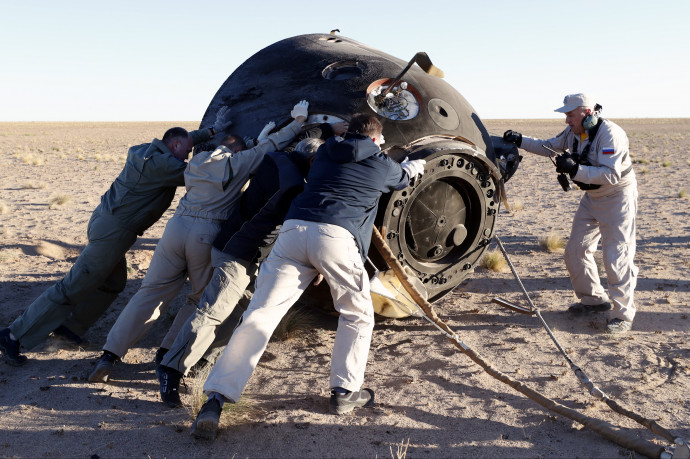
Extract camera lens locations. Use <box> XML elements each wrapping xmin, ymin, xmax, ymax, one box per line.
<box><xmin>558</xmin><ymin>174</ymin><xmax>571</xmax><ymax>191</ymax></box>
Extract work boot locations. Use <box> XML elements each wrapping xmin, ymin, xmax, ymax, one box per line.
<box><xmin>567</xmin><ymin>302</ymin><xmax>611</xmax><ymax>316</ymax></box>
<box><xmin>0</xmin><ymin>328</ymin><xmax>27</xmax><ymax>367</ymax></box>
<box><xmin>154</xmin><ymin>347</ymin><xmax>168</xmax><ymax>365</ymax></box>
<box><xmin>51</xmin><ymin>325</ymin><xmax>86</xmax><ymax>345</ymax></box>
<box><xmin>329</xmin><ymin>388</ymin><xmax>375</xmax><ymax>415</ymax></box>
<box><xmin>88</xmin><ymin>351</ymin><xmax>120</xmax><ymax>383</ymax></box>
<box><xmin>190</xmin><ymin>396</ymin><xmax>223</xmax><ymax>440</ymax></box>
<box><xmin>606</xmin><ymin>318</ymin><xmax>632</xmax><ymax>335</ymax></box>
<box><xmin>158</xmin><ymin>364</ymin><xmax>183</xmax><ymax>408</ymax></box>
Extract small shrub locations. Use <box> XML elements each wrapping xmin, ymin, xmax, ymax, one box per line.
<box><xmin>0</xmin><ymin>201</ymin><xmax>8</xmax><ymax>215</ymax></box>
<box><xmin>479</xmin><ymin>249</ymin><xmax>508</xmax><ymax>272</ymax></box>
<box><xmin>509</xmin><ymin>200</ymin><xmax>524</xmax><ymax>212</ymax></box>
<box><xmin>272</xmin><ymin>306</ymin><xmax>317</xmax><ymax>342</ymax></box>
<box><xmin>539</xmin><ymin>233</ymin><xmax>566</xmax><ymax>252</ymax></box>
<box><xmin>49</xmin><ymin>194</ymin><xmax>72</xmax><ymax>209</ymax></box>
<box><xmin>662</xmin><ymin>159</ymin><xmax>671</xmax><ymax>167</ymax></box>
<box><xmin>21</xmin><ymin>181</ymin><xmax>47</xmax><ymax>189</ymax></box>
<box><xmin>679</xmin><ymin>190</ymin><xmax>687</xmax><ymax>198</ymax></box>
<box><xmin>390</xmin><ymin>438</ymin><xmax>410</xmax><ymax>459</ymax></box>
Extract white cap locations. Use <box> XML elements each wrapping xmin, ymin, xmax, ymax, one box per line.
<box><xmin>554</xmin><ymin>93</ymin><xmax>594</xmax><ymax>113</ymax></box>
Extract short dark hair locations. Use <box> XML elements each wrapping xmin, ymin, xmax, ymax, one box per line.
<box><xmin>348</xmin><ymin>113</ymin><xmax>383</xmax><ymax>138</ymax></box>
<box><xmin>221</xmin><ymin>134</ymin><xmax>247</xmax><ymax>151</ymax></box>
<box><xmin>162</xmin><ymin>127</ymin><xmax>189</xmax><ymax>144</ymax></box>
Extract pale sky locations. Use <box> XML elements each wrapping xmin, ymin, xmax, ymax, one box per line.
<box><xmin>1</xmin><ymin>0</ymin><xmax>687</xmax><ymax>121</ymax></box>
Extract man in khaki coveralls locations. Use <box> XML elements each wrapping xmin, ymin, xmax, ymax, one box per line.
<box><xmin>87</xmin><ymin>102</ymin><xmax>309</xmax><ymax>382</ymax></box>
<box><xmin>503</xmin><ymin>93</ymin><xmax>638</xmax><ymax>335</ymax></box>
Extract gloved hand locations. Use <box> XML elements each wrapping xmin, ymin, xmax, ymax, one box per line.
<box><xmin>212</xmin><ymin>106</ymin><xmax>233</xmax><ymax>134</ymax></box>
<box><xmin>291</xmin><ymin>100</ymin><xmax>309</xmax><ymax>120</ymax></box>
<box><xmin>401</xmin><ymin>158</ymin><xmax>426</xmax><ymax>180</ymax></box>
<box><xmin>555</xmin><ymin>154</ymin><xmax>578</xmax><ymax>177</ymax></box>
<box><xmin>503</xmin><ymin>130</ymin><xmax>522</xmax><ymax>147</ymax></box>
<box><xmin>257</xmin><ymin>121</ymin><xmax>275</xmax><ymax>142</ymax></box>
<box><xmin>243</xmin><ymin>136</ymin><xmax>256</xmax><ymax>149</ymax></box>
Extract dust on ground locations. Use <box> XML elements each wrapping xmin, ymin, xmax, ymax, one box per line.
<box><xmin>0</xmin><ymin>119</ymin><xmax>688</xmax><ymax>458</ymax></box>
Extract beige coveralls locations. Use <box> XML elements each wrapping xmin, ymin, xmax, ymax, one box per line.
<box><xmin>102</xmin><ymin>121</ymin><xmax>303</xmax><ymax>358</ymax></box>
<box><xmin>520</xmin><ymin>119</ymin><xmax>638</xmax><ymax>323</ymax></box>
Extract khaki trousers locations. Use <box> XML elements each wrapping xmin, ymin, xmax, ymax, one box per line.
<box><xmin>103</xmin><ymin>214</ymin><xmax>219</xmax><ymax>357</ymax></box>
<box><xmin>203</xmin><ymin>220</ymin><xmax>373</xmax><ymax>402</ymax></box>
<box><xmin>565</xmin><ymin>182</ymin><xmax>638</xmax><ymax>322</ymax></box>
<box><xmin>161</xmin><ymin>248</ymin><xmax>257</xmax><ymax>374</ymax></box>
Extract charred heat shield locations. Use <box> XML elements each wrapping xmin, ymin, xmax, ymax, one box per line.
<box><xmin>201</xmin><ymin>33</ymin><xmax>505</xmax><ymax>309</ymax></box>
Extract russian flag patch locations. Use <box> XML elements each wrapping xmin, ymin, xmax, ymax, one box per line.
<box><xmin>602</xmin><ymin>148</ymin><xmax>614</xmax><ymax>155</ymax></box>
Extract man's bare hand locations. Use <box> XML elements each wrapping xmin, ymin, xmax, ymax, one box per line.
<box><xmin>313</xmin><ymin>274</ymin><xmax>324</xmax><ymax>286</ymax></box>
<box><xmin>332</xmin><ymin>121</ymin><xmax>349</xmax><ymax>136</ymax></box>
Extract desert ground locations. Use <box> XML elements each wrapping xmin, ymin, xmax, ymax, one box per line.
<box><xmin>0</xmin><ymin>118</ymin><xmax>688</xmax><ymax>458</ymax></box>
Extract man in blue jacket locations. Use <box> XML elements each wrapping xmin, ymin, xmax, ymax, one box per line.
<box><xmin>190</xmin><ymin>113</ymin><xmax>426</xmax><ymax>440</ymax></box>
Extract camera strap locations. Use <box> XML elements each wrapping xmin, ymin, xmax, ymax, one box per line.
<box><xmin>572</xmin><ymin>119</ymin><xmax>604</xmax><ymax>190</ymax></box>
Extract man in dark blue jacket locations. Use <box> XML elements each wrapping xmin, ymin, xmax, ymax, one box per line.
<box><xmin>190</xmin><ymin>113</ymin><xmax>426</xmax><ymax>440</ymax></box>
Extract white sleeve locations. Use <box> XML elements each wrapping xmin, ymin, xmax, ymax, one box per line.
<box><xmin>520</xmin><ymin>128</ymin><xmax>571</xmax><ymax>158</ymax></box>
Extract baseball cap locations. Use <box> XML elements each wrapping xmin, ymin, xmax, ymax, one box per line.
<box><xmin>554</xmin><ymin>93</ymin><xmax>594</xmax><ymax>113</ymax></box>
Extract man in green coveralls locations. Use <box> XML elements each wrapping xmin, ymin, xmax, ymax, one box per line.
<box><xmin>0</xmin><ymin>112</ymin><xmax>233</xmax><ymax>366</ymax></box>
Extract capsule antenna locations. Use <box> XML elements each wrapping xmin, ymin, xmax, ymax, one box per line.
<box><xmin>376</xmin><ymin>52</ymin><xmax>444</xmax><ymax>105</ymax></box>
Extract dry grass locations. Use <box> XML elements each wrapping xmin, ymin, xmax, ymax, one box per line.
<box><xmin>48</xmin><ymin>194</ymin><xmax>72</xmax><ymax>209</ymax></box>
<box><xmin>20</xmin><ymin>153</ymin><xmax>44</xmax><ymax>165</ymax></box>
<box><xmin>186</xmin><ymin>363</ymin><xmax>264</xmax><ymax>428</ymax></box>
<box><xmin>509</xmin><ymin>199</ymin><xmax>524</xmax><ymax>212</ymax></box>
<box><xmin>539</xmin><ymin>233</ymin><xmax>566</xmax><ymax>252</ymax></box>
<box><xmin>21</xmin><ymin>181</ymin><xmax>47</xmax><ymax>189</ymax></box>
<box><xmin>186</xmin><ymin>363</ymin><xmax>213</xmax><ymax>417</ymax></box>
<box><xmin>0</xmin><ymin>201</ymin><xmax>8</xmax><ymax>215</ymax></box>
<box><xmin>390</xmin><ymin>438</ymin><xmax>410</xmax><ymax>459</ymax></box>
<box><xmin>679</xmin><ymin>190</ymin><xmax>687</xmax><ymax>198</ymax></box>
<box><xmin>272</xmin><ymin>306</ymin><xmax>318</xmax><ymax>342</ymax></box>
<box><xmin>479</xmin><ymin>249</ymin><xmax>508</xmax><ymax>272</ymax></box>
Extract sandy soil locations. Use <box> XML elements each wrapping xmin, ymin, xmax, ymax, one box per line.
<box><xmin>0</xmin><ymin>119</ymin><xmax>688</xmax><ymax>458</ymax></box>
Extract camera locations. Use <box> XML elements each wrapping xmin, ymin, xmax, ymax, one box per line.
<box><xmin>557</xmin><ymin>173</ymin><xmax>572</xmax><ymax>191</ymax></box>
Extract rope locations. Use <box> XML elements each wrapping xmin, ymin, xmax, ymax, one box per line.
<box><xmin>493</xmin><ymin>235</ymin><xmax>679</xmax><ymax>443</ymax></box>
<box><xmin>371</xmin><ymin>226</ymin><xmax>670</xmax><ymax>458</ymax></box>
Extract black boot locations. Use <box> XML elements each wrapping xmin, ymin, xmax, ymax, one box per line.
<box><xmin>329</xmin><ymin>387</ymin><xmax>375</xmax><ymax>415</ymax></box>
<box><xmin>158</xmin><ymin>364</ymin><xmax>183</xmax><ymax>408</ymax></box>
<box><xmin>154</xmin><ymin>347</ymin><xmax>168</xmax><ymax>365</ymax></box>
<box><xmin>190</xmin><ymin>396</ymin><xmax>223</xmax><ymax>440</ymax></box>
<box><xmin>0</xmin><ymin>328</ymin><xmax>27</xmax><ymax>367</ymax></box>
<box><xmin>88</xmin><ymin>351</ymin><xmax>120</xmax><ymax>383</ymax></box>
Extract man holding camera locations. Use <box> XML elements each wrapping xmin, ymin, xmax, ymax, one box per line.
<box><xmin>503</xmin><ymin>93</ymin><xmax>638</xmax><ymax>335</ymax></box>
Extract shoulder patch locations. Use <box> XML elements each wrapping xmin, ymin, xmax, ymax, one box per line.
<box><xmin>602</xmin><ymin>148</ymin><xmax>614</xmax><ymax>155</ymax></box>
